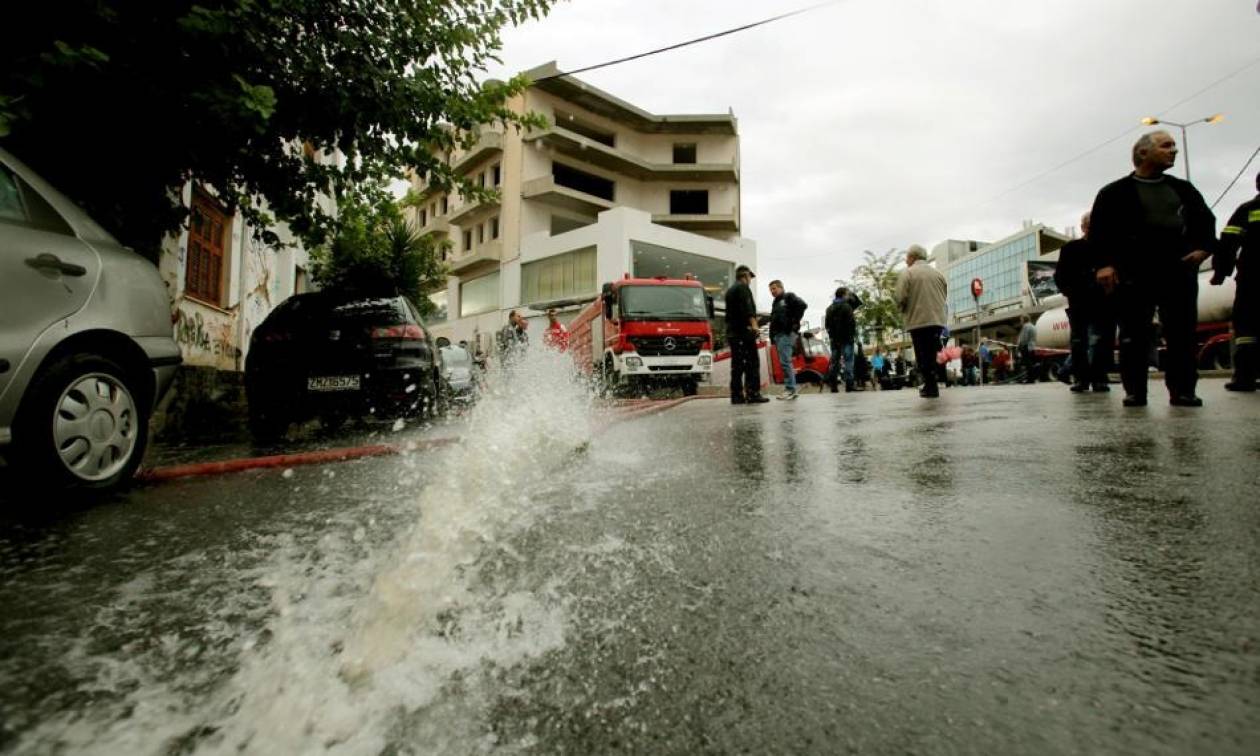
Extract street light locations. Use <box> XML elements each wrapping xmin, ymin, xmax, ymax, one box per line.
<box><xmin>1139</xmin><ymin>113</ymin><xmax>1224</xmax><ymax>183</ymax></box>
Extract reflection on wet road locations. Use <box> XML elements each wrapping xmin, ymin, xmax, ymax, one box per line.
<box><xmin>2</xmin><ymin>378</ymin><xmax>1258</xmax><ymax>754</ymax></box>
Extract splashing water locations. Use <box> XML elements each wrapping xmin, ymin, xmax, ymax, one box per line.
<box><xmin>17</xmin><ymin>345</ymin><xmax>599</xmax><ymax>754</ymax></box>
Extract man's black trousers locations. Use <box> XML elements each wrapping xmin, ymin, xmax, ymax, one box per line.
<box><xmin>728</xmin><ymin>332</ymin><xmax>761</xmax><ymax>399</ymax></box>
<box><xmin>1066</xmin><ymin>298</ymin><xmax>1116</xmax><ymax>385</ymax></box>
<box><xmin>1233</xmin><ymin>274</ymin><xmax>1256</xmax><ymax>385</ymax></box>
<box><xmin>1117</xmin><ymin>270</ymin><xmax>1198</xmax><ymax>399</ymax></box>
<box><xmin>910</xmin><ymin>326</ymin><xmax>942</xmax><ymax>393</ymax></box>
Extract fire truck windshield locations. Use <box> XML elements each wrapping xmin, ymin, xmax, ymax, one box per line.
<box><xmin>619</xmin><ymin>285</ymin><xmax>707</xmax><ymax>321</ymax></box>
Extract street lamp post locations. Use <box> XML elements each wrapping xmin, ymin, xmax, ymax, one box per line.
<box><xmin>1140</xmin><ymin>114</ymin><xmax>1224</xmax><ymax>184</ymax></box>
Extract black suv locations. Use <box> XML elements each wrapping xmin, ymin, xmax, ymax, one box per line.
<box><xmin>245</xmin><ymin>293</ymin><xmax>443</xmax><ymax>439</ymax></box>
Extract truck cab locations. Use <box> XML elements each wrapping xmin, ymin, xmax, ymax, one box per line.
<box><xmin>568</xmin><ymin>275</ymin><xmax>715</xmax><ymax>396</ymax></box>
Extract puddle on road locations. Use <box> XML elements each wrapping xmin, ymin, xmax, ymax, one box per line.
<box><xmin>10</xmin><ymin>347</ymin><xmax>611</xmax><ymax>755</ymax></box>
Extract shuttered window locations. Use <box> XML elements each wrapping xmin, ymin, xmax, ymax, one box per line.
<box><xmin>186</xmin><ymin>191</ymin><xmax>230</xmax><ymax>305</ymax></box>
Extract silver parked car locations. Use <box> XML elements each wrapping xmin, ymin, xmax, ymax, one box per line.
<box><xmin>0</xmin><ymin>147</ymin><xmax>180</xmax><ymax>490</ymax></box>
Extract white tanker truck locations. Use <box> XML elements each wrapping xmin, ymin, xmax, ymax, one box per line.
<box><xmin>1033</xmin><ymin>271</ymin><xmax>1236</xmax><ymax>369</ymax></box>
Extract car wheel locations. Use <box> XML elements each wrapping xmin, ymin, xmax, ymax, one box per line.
<box><xmin>682</xmin><ymin>379</ymin><xmax>698</xmax><ymax>397</ymax></box>
<box><xmin>319</xmin><ymin>411</ymin><xmax>347</xmax><ymax>433</ymax></box>
<box><xmin>17</xmin><ymin>353</ymin><xmax>148</xmax><ymax>490</ymax></box>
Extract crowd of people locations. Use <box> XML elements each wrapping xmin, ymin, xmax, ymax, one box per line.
<box><xmin>724</xmin><ymin>130</ymin><xmax>1258</xmax><ymax>406</ymax></box>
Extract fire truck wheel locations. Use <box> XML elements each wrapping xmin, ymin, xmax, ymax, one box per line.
<box><xmin>682</xmin><ymin>379</ymin><xmax>698</xmax><ymax>397</ymax></box>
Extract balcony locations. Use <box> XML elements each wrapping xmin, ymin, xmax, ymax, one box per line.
<box><xmin>421</xmin><ymin>216</ymin><xmax>450</xmax><ymax>237</ymax></box>
<box><xmin>652</xmin><ymin>213</ymin><xmax>739</xmax><ymax>232</ymax></box>
<box><xmin>449</xmin><ymin>239</ymin><xmax>503</xmax><ymax>275</ymax></box>
<box><xmin>451</xmin><ymin>125</ymin><xmax>504</xmax><ymax>173</ymax></box>
<box><xmin>522</xmin><ymin>176</ymin><xmax>616</xmax><ymax>216</ymax></box>
<box><xmin>525</xmin><ymin>126</ymin><xmax>738</xmax><ymax>182</ymax></box>
<box><xmin>448</xmin><ymin>195</ymin><xmax>501</xmax><ymax>226</ymax></box>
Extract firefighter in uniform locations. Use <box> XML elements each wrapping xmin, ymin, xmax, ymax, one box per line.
<box><xmin>1211</xmin><ymin>173</ymin><xmax>1260</xmax><ymax>392</ymax></box>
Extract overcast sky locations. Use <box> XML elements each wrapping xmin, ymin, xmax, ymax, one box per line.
<box><xmin>486</xmin><ymin>0</ymin><xmax>1259</xmax><ymax>313</ymax></box>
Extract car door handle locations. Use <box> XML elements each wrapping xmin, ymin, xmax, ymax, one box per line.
<box><xmin>25</xmin><ymin>253</ymin><xmax>87</xmax><ymax>277</ymax></box>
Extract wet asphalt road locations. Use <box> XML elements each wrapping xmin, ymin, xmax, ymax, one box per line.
<box><xmin>1</xmin><ymin>380</ymin><xmax>1258</xmax><ymax>754</ymax></box>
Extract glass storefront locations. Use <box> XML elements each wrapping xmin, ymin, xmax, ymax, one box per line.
<box><xmin>946</xmin><ymin>232</ymin><xmax>1039</xmax><ymax>319</ymax></box>
<box><xmin>631</xmin><ymin>241</ymin><xmax>733</xmax><ymax>297</ymax></box>
<box><xmin>459</xmin><ymin>271</ymin><xmax>500</xmax><ymax>317</ymax></box>
<box><xmin>520</xmin><ymin>247</ymin><xmax>597</xmax><ymax>306</ymax></box>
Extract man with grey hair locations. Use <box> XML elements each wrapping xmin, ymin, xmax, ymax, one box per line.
<box><xmin>1090</xmin><ymin>130</ymin><xmax>1217</xmax><ymax>407</ymax></box>
<box><xmin>895</xmin><ymin>244</ymin><xmax>948</xmax><ymax>398</ymax></box>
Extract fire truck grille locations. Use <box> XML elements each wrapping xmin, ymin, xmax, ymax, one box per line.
<box><xmin>629</xmin><ymin>336</ymin><xmax>705</xmax><ymax>356</ymax></box>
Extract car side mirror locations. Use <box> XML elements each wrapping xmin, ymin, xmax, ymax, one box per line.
<box><xmin>705</xmin><ymin>295</ymin><xmax>715</xmax><ymax>319</ymax></box>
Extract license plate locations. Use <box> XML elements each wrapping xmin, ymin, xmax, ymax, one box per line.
<box><xmin>307</xmin><ymin>375</ymin><xmax>361</xmax><ymax>392</ymax></box>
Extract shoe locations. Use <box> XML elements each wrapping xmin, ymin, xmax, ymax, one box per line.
<box><xmin>829</xmin><ymin>385</ymin><xmax>839</xmax><ymax>393</ymax></box>
<box><xmin>845</xmin><ymin>383</ymin><xmax>855</xmax><ymax>393</ymax></box>
<box><xmin>746</xmin><ymin>395</ymin><xmax>770</xmax><ymax>404</ymax></box>
<box><xmin>1070</xmin><ymin>383</ymin><xmax>1090</xmax><ymax>393</ymax></box>
<box><xmin>919</xmin><ymin>388</ymin><xmax>940</xmax><ymax>398</ymax></box>
<box><xmin>1122</xmin><ymin>394</ymin><xmax>1147</xmax><ymax>407</ymax></box>
<box><xmin>780</xmin><ymin>390</ymin><xmax>799</xmax><ymax>401</ymax></box>
<box><xmin>730</xmin><ymin>397</ymin><xmax>746</xmax><ymax>405</ymax></box>
<box><xmin>1224</xmin><ymin>382</ymin><xmax>1256</xmax><ymax>392</ymax></box>
<box><xmin>1091</xmin><ymin>383</ymin><xmax>1111</xmax><ymax>393</ymax></box>
<box><xmin>1169</xmin><ymin>395</ymin><xmax>1203</xmax><ymax>407</ymax></box>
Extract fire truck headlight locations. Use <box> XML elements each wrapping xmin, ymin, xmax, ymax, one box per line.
<box><xmin>697</xmin><ymin>355</ymin><xmax>712</xmax><ymax>367</ymax></box>
<box><xmin>624</xmin><ymin>356</ymin><xmax>643</xmax><ymax>370</ymax></box>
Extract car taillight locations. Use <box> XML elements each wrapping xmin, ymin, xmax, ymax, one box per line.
<box><xmin>371</xmin><ymin>324</ymin><xmax>425</xmax><ymax>340</ymax></box>
<box><xmin>260</xmin><ymin>331</ymin><xmax>292</xmax><ymax>343</ymax></box>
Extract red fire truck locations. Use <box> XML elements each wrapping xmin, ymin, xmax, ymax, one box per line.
<box><xmin>568</xmin><ymin>275</ymin><xmax>715</xmax><ymax>396</ymax></box>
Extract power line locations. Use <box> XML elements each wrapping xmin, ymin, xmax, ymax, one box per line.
<box><xmin>533</xmin><ymin>0</ymin><xmax>844</xmax><ymax>81</ymax></box>
<box><xmin>1211</xmin><ymin>144</ymin><xmax>1260</xmax><ymax>209</ymax></box>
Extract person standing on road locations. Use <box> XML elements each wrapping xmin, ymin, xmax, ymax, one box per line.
<box><xmin>768</xmin><ymin>279</ymin><xmax>807</xmax><ymax>401</ymax></box>
<box><xmin>543</xmin><ymin>308</ymin><xmax>569</xmax><ymax>352</ymax></box>
<box><xmin>895</xmin><ymin>244</ymin><xmax>949</xmax><ymax>398</ymax></box>
<box><xmin>1211</xmin><ymin>173</ymin><xmax>1260</xmax><ymax>392</ymax></box>
<box><xmin>1090</xmin><ymin>130</ymin><xmax>1218</xmax><ymax>407</ymax></box>
<box><xmin>869</xmin><ymin>348</ymin><xmax>886</xmax><ymax>390</ymax></box>
<box><xmin>824</xmin><ymin>287</ymin><xmax>858</xmax><ymax>392</ymax></box>
<box><xmin>1054</xmin><ymin>211</ymin><xmax>1115</xmax><ymax>393</ymax></box>
<box><xmin>1017</xmin><ymin>315</ymin><xmax>1038</xmax><ymax>383</ymax></box>
<box><xmin>497</xmin><ymin>310</ymin><xmax>529</xmax><ymax>361</ymax></box>
<box><xmin>725</xmin><ymin>265</ymin><xmax>769</xmax><ymax>405</ymax></box>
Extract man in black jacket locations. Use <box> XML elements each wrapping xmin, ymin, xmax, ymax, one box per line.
<box><xmin>1089</xmin><ymin>130</ymin><xmax>1217</xmax><ymax>407</ymax></box>
<box><xmin>1211</xmin><ymin>173</ymin><xmax>1260</xmax><ymax>391</ymax></box>
<box><xmin>768</xmin><ymin>279</ymin><xmax>807</xmax><ymax>400</ymax></box>
<box><xmin>824</xmin><ymin>287</ymin><xmax>858</xmax><ymax>392</ymax></box>
<box><xmin>724</xmin><ymin>265</ymin><xmax>769</xmax><ymax>404</ymax></box>
<box><xmin>1054</xmin><ymin>211</ymin><xmax>1115</xmax><ymax>392</ymax></box>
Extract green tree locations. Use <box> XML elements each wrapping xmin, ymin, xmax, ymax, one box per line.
<box><xmin>309</xmin><ymin>191</ymin><xmax>448</xmax><ymax>315</ymax></box>
<box><xmin>848</xmin><ymin>248</ymin><xmax>904</xmax><ymax>346</ymax></box>
<box><xmin>0</xmin><ymin>0</ymin><xmax>555</xmax><ymax>257</ymax></box>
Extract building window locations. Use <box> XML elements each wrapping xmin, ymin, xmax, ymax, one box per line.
<box><xmin>463</xmin><ymin>229</ymin><xmax>473</xmax><ymax>252</ymax></box>
<box><xmin>670</xmin><ymin>190</ymin><xmax>709</xmax><ymax>215</ymax></box>
<box><xmin>551</xmin><ymin>214</ymin><xmax>593</xmax><ymax>236</ymax></box>
<box><xmin>441</xmin><ymin>196</ymin><xmax>449</xmax><ymax>215</ymax></box>
<box><xmin>632</xmin><ymin>241</ymin><xmax>732</xmax><ymax>295</ymax></box>
<box><xmin>419</xmin><ymin>208</ymin><xmax>427</xmax><ymax>227</ymax></box>
<box><xmin>479</xmin><ymin>171</ymin><xmax>487</xmax><ymax>188</ymax></box>
<box><xmin>521</xmin><ymin>247</ymin><xmax>597</xmax><ymax>306</ymax></box>
<box><xmin>460</xmin><ymin>271</ymin><xmax>500</xmax><ymax>317</ymax></box>
<box><xmin>553</xmin><ymin>162</ymin><xmax>614</xmax><ymax>201</ymax></box>
<box><xmin>186</xmin><ymin>190</ymin><xmax>230</xmax><ymax>305</ymax></box>
<box><xmin>673</xmin><ymin>143</ymin><xmax>697</xmax><ymax>164</ymax></box>
<box><xmin>477</xmin><ymin>224</ymin><xmax>484</xmax><ymax>244</ymax></box>
<box><xmin>294</xmin><ymin>265</ymin><xmax>309</xmax><ymax>294</ymax></box>
<box><xmin>490</xmin><ymin>216</ymin><xmax>500</xmax><ymax>240</ymax></box>
<box><xmin>428</xmin><ymin>290</ymin><xmax>449</xmax><ymax>323</ymax></box>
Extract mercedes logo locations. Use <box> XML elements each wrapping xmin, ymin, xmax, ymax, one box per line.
<box><xmin>663</xmin><ymin>337</ymin><xmax>676</xmax><ymax>351</ymax></box>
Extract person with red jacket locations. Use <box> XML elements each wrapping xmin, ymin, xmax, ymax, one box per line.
<box><xmin>543</xmin><ymin>308</ymin><xmax>569</xmax><ymax>352</ymax></box>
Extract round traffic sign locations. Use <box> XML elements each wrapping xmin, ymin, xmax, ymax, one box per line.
<box><xmin>971</xmin><ymin>278</ymin><xmax>984</xmax><ymax>298</ymax></box>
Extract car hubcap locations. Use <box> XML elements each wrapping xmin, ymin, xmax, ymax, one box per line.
<box><xmin>52</xmin><ymin>373</ymin><xmax>139</xmax><ymax>482</ymax></box>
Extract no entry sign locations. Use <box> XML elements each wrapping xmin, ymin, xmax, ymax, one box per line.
<box><xmin>971</xmin><ymin>278</ymin><xmax>984</xmax><ymax>298</ymax></box>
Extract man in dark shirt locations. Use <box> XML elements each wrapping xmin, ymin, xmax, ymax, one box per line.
<box><xmin>824</xmin><ymin>287</ymin><xmax>858</xmax><ymax>392</ymax></box>
<box><xmin>1054</xmin><ymin>211</ymin><xmax>1115</xmax><ymax>392</ymax></box>
<box><xmin>1211</xmin><ymin>172</ymin><xmax>1260</xmax><ymax>391</ymax></box>
<box><xmin>1090</xmin><ymin>130</ymin><xmax>1217</xmax><ymax>407</ymax></box>
<box><xmin>768</xmin><ymin>279</ymin><xmax>807</xmax><ymax>400</ymax></box>
<box><xmin>724</xmin><ymin>265</ymin><xmax>768</xmax><ymax>404</ymax></box>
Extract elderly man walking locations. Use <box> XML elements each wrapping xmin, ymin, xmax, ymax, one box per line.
<box><xmin>1090</xmin><ymin>130</ymin><xmax>1217</xmax><ymax>407</ymax></box>
<box><xmin>895</xmin><ymin>245</ymin><xmax>949</xmax><ymax>398</ymax></box>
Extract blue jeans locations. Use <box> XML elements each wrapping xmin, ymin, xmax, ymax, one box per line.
<box><xmin>826</xmin><ymin>341</ymin><xmax>855</xmax><ymax>386</ymax></box>
<box><xmin>773</xmin><ymin>333</ymin><xmax>797</xmax><ymax>392</ymax></box>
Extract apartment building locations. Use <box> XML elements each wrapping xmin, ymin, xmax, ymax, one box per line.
<box><xmin>409</xmin><ymin>61</ymin><xmax>756</xmax><ymax>355</ymax></box>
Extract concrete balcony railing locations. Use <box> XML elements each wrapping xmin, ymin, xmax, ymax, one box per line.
<box><xmin>451</xmin><ymin>124</ymin><xmax>504</xmax><ymax>173</ymax></box>
<box><xmin>521</xmin><ymin>176</ymin><xmax>617</xmax><ymax>216</ymax></box>
<box><xmin>449</xmin><ymin>238</ymin><xmax>503</xmax><ymax>274</ymax></box>
<box><xmin>652</xmin><ymin>213</ymin><xmax>739</xmax><ymax>232</ymax></box>
<box><xmin>525</xmin><ymin>126</ymin><xmax>738</xmax><ymax>182</ymax></box>
<box><xmin>421</xmin><ymin>216</ymin><xmax>451</xmax><ymax>237</ymax></box>
<box><xmin>448</xmin><ymin>194</ymin><xmax>501</xmax><ymax>225</ymax></box>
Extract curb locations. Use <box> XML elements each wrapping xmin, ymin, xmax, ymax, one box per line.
<box><xmin>137</xmin><ymin>398</ymin><xmax>707</xmax><ymax>484</ymax></box>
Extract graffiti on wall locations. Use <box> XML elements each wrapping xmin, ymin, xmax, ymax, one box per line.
<box><xmin>174</xmin><ymin>305</ymin><xmax>238</xmax><ymax>368</ymax></box>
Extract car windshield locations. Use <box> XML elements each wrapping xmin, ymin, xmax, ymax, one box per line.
<box><xmin>440</xmin><ymin>347</ymin><xmax>472</xmax><ymax>368</ymax></box>
<box><xmin>619</xmin><ymin>285</ymin><xmax>707</xmax><ymax>320</ymax></box>
<box><xmin>327</xmin><ymin>297</ymin><xmax>412</xmax><ymax>326</ymax></box>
